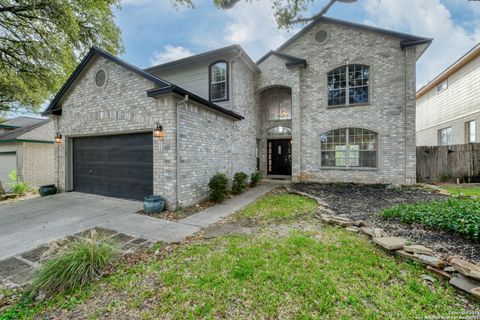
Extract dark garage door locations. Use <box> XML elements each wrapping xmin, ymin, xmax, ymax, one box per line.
<box><xmin>73</xmin><ymin>133</ymin><xmax>153</xmax><ymax>201</ymax></box>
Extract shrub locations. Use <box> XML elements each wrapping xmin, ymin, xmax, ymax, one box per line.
<box><xmin>382</xmin><ymin>197</ymin><xmax>480</xmax><ymax>239</ymax></box>
<box><xmin>249</xmin><ymin>171</ymin><xmax>263</xmax><ymax>187</ymax></box>
<box><xmin>30</xmin><ymin>232</ymin><xmax>118</xmax><ymax>297</ymax></box>
<box><xmin>8</xmin><ymin>170</ymin><xmax>31</xmax><ymax>194</ymax></box>
<box><xmin>209</xmin><ymin>173</ymin><xmax>229</xmax><ymax>202</ymax></box>
<box><xmin>232</xmin><ymin>172</ymin><xmax>248</xmax><ymax>194</ymax></box>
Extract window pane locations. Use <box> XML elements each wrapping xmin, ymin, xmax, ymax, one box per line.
<box><xmin>439</xmin><ymin>127</ymin><xmax>453</xmax><ymax>145</ymax></box>
<box><xmin>268</xmin><ymin>126</ymin><xmax>292</xmax><ymax>136</ymax></box>
<box><xmin>321</xmin><ymin>128</ymin><xmax>377</xmax><ymax>168</ymax></box>
<box><xmin>468</xmin><ymin>121</ymin><xmax>476</xmax><ymax>143</ymax></box>
<box><xmin>266</xmin><ymin>94</ymin><xmax>291</xmax><ymax>120</ymax></box>
<box><xmin>327</xmin><ymin>66</ymin><xmax>347</xmax><ymax>106</ymax></box>
<box><xmin>210</xmin><ymin>62</ymin><xmax>227</xmax><ymax>101</ymax></box>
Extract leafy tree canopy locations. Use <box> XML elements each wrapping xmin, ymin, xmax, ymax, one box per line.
<box><xmin>0</xmin><ymin>0</ymin><xmax>123</xmax><ymax>114</ymax></box>
<box><xmin>174</xmin><ymin>0</ymin><xmax>355</xmax><ymax>28</ymax></box>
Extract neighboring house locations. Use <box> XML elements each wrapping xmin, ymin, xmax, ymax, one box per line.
<box><xmin>0</xmin><ymin>117</ymin><xmax>55</xmax><ymax>192</ymax></box>
<box><xmin>42</xmin><ymin>16</ymin><xmax>431</xmax><ymax>209</ymax></box>
<box><xmin>416</xmin><ymin>43</ymin><xmax>480</xmax><ymax>146</ymax></box>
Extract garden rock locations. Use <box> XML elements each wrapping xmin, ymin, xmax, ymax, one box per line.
<box><xmin>320</xmin><ymin>214</ymin><xmax>354</xmax><ymax>227</ymax></box>
<box><xmin>360</xmin><ymin>227</ymin><xmax>387</xmax><ymax>238</ymax></box>
<box><xmin>346</xmin><ymin>226</ymin><xmax>360</xmax><ymax>233</ymax></box>
<box><xmin>396</xmin><ymin>250</ymin><xmax>445</xmax><ymax>268</ymax></box>
<box><xmin>450</xmin><ymin>258</ymin><xmax>480</xmax><ymax>281</ymax></box>
<box><xmin>470</xmin><ymin>287</ymin><xmax>480</xmax><ymax>299</ymax></box>
<box><xmin>403</xmin><ymin>245</ymin><xmax>434</xmax><ymax>256</ymax></box>
<box><xmin>427</xmin><ymin>266</ymin><xmax>452</xmax><ymax>280</ymax></box>
<box><xmin>353</xmin><ymin>220</ymin><xmax>367</xmax><ymax>227</ymax></box>
<box><xmin>373</xmin><ymin>237</ymin><xmax>405</xmax><ymax>250</ymax></box>
<box><xmin>449</xmin><ymin>274</ymin><xmax>480</xmax><ymax>300</ymax></box>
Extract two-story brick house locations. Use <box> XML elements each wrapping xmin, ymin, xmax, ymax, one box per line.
<box><xmin>43</xmin><ymin>16</ymin><xmax>431</xmax><ymax>209</ymax></box>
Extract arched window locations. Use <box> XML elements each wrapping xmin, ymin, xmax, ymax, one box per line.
<box><xmin>266</xmin><ymin>93</ymin><xmax>291</xmax><ymax>120</ymax></box>
<box><xmin>327</xmin><ymin>64</ymin><xmax>369</xmax><ymax>106</ymax></box>
<box><xmin>209</xmin><ymin>61</ymin><xmax>228</xmax><ymax>102</ymax></box>
<box><xmin>320</xmin><ymin>128</ymin><xmax>377</xmax><ymax>168</ymax></box>
<box><xmin>268</xmin><ymin>126</ymin><xmax>292</xmax><ymax>136</ymax></box>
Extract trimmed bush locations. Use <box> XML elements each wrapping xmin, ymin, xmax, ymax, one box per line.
<box><xmin>232</xmin><ymin>172</ymin><xmax>248</xmax><ymax>194</ymax></box>
<box><xmin>382</xmin><ymin>197</ymin><xmax>480</xmax><ymax>239</ymax></box>
<box><xmin>209</xmin><ymin>173</ymin><xmax>229</xmax><ymax>202</ymax></box>
<box><xmin>30</xmin><ymin>232</ymin><xmax>118</xmax><ymax>297</ymax></box>
<box><xmin>249</xmin><ymin>171</ymin><xmax>263</xmax><ymax>187</ymax></box>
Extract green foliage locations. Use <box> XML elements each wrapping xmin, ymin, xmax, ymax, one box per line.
<box><xmin>0</xmin><ymin>0</ymin><xmax>123</xmax><ymax>113</ymax></box>
<box><xmin>30</xmin><ymin>233</ymin><xmax>117</xmax><ymax>297</ymax></box>
<box><xmin>441</xmin><ymin>171</ymin><xmax>453</xmax><ymax>182</ymax></box>
<box><xmin>208</xmin><ymin>173</ymin><xmax>229</xmax><ymax>202</ymax></box>
<box><xmin>7</xmin><ymin>170</ymin><xmax>30</xmax><ymax>194</ymax></box>
<box><xmin>249</xmin><ymin>171</ymin><xmax>263</xmax><ymax>187</ymax></box>
<box><xmin>232</xmin><ymin>172</ymin><xmax>248</xmax><ymax>194</ymax></box>
<box><xmin>382</xmin><ymin>198</ymin><xmax>480</xmax><ymax>239</ymax></box>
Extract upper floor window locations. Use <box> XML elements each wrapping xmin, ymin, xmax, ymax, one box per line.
<box><xmin>267</xmin><ymin>93</ymin><xmax>291</xmax><ymax>120</ymax></box>
<box><xmin>320</xmin><ymin>128</ymin><xmax>377</xmax><ymax>168</ymax></box>
<box><xmin>439</xmin><ymin>127</ymin><xmax>452</xmax><ymax>145</ymax></box>
<box><xmin>209</xmin><ymin>61</ymin><xmax>228</xmax><ymax>102</ymax></box>
<box><xmin>327</xmin><ymin>64</ymin><xmax>369</xmax><ymax>106</ymax></box>
<box><xmin>436</xmin><ymin>80</ymin><xmax>448</xmax><ymax>93</ymax></box>
<box><xmin>467</xmin><ymin>120</ymin><xmax>476</xmax><ymax>143</ymax></box>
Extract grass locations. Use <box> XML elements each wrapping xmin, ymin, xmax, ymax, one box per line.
<box><xmin>1</xmin><ymin>193</ymin><xmax>475</xmax><ymax>319</ymax></box>
<box><xmin>441</xmin><ymin>184</ymin><xmax>480</xmax><ymax>197</ymax></box>
<box><xmin>235</xmin><ymin>193</ymin><xmax>318</xmax><ymax>223</ymax></box>
<box><xmin>30</xmin><ymin>233</ymin><xmax>118</xmax><ymax>297</ymax></box>
<box><xmin>382</xmin><ymin>197</ymin><xmax>480</xmax><ymax>239</ymax></box>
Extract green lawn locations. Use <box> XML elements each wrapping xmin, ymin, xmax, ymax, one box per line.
<box><xmin>441</xmin><ymin>184</ymin><xmax>480</xmax><ymax>197</ymax></box>
<box><xmin>1</xmin><ymin>193</ymin><xmax>476</xmax><ymax>319</ymax></box>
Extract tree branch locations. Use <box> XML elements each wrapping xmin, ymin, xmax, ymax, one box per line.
<box><xmin>288</xmin><ymin>0</ymin><xmax>337</xmax><ymax>24</ymax></box>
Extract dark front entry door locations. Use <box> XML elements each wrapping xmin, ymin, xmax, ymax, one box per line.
<box><xmin>73</xmin><ymin>132</ymin><xmax>153</xmax><ymax>201</ymax></box>
<box><xmin>268</xmin><ymin>139</ymin><xmax>292</xmax><ymax>175</ymax></box>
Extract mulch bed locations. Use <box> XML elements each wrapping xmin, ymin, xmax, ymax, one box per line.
<box><xmin>138</xmin><ymin>199</ymin><xmax>217</xmax><ymax>221</ymax></box>
<box><xmin>292</xmin><ymin>182</ymin><xmax>480</xmax><ymax>262</ymax></box>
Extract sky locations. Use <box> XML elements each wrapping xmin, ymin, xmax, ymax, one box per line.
<box><xmin>12</xmin><ymin>0</ymin><xmax>480</xmax><ymax>117</ymax></box>
<box><xmin>116</xmin><ymin>0</ymin><xmax>480</xmax><ymax>88</ymax></box>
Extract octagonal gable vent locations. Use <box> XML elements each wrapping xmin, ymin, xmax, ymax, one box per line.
<box><xmin>94</xmin><ymin>69</ymin><xmax>106</xmax><ymax>88</ymax></box>
<box><xmin>315</xmin><ymin>30</ymin><xmax>328</xmax><ymax>43</ymax></box>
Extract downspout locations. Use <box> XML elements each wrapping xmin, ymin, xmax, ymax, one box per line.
<box><xmin>404</xmin><ymin>48</ymin><xmax>408</xmax><ymax>184</ymax></box>
<box><xmin>176</xmin><ymin>94</ymin><xmax>189</xmax><ymax>208</ymax></box>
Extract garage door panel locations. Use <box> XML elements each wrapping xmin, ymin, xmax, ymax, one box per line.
<box><xmin>73</xmin><ymin>133</ymin><xmax>153</xmax><ymax>201</ymax></box>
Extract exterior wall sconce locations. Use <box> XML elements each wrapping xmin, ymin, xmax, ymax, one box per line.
<box><xmin>54</xmin><ymin>132</ymin><xmax>62</xmax><ymax>144</ymax></box>
<box><xmin>153</xmin><ymin>122</ymin><xmax>164</xmax><ymax>139</ymax></box>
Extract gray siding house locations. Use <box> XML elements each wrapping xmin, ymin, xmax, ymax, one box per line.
<box><xmin>43</xmin><ymin>17</ymin><xmax>431</xmax><ymax>209</ymax></box>
<box><xmin>416</xmin><ymin>43</ymin><xmax>480</xmax><ymax>146</ymax></box>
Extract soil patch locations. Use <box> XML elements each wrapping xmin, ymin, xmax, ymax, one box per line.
<box><xmin>292</xmin><ymin>182</ymin><xmax>480</xmax><ymax>262</ymax></box>
<box><xmin>138</xmin><ymin>199</ymin><xmax>216</xmax><ymax>221</ymax></box>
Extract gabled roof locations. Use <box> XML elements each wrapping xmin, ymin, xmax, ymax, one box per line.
<box><xmin>256</xmin><ymin>50</ymin><xmax>307</xmax><ymax>68</ymax></box>
<box><xmin>42</xmin><ymin>47</ymin><xmax>243</xmax><ymax>120</ymax></box>
<box><xmin>416</xmin><ymin>42</ymin><xmax>480</xmax><ymax>99</ymax></box>
<box><xmin>1</xmin><ymin>116</ymin><xmax>45</xmax><ymax>128</ymax></box>
<box><xmin>275</xmin><ymin>16</ymin><xmax>432</xmax><ymax>59</ymax></box>
<box><xmin>144</xmin><ymin>44</ymin><xmax>260</xmax><ymax>74</ymax></box>
<box><xmin>0</xmin><ymin>119</ymin><xmax>52</xmax><ymax>143</ymax></box>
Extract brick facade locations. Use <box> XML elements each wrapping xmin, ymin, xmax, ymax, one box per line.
<box><xmin>53</xmin><ymin>19</ymin><xmax>422</xmax><ymax>207</ymax></box>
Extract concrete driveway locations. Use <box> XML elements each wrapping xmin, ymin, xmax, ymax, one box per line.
<box><xmin>0</xmin><ymin>192</ymin><xmax>143</xmax><ymax>260</ymax></box>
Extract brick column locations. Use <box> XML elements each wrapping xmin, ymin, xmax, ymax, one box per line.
<box><xmin>291</xmin><ymin>69</ymin><xmax>302</xmax><ymax>181</ymax></box>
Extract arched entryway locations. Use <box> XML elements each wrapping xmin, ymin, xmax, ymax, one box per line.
<box><xmin>259</xmin><ymin>86</ymin><xmax>292</xmax><ymax>176</ymax></box>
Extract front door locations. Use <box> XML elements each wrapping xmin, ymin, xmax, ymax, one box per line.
<box><xmin>267</xmin><ymin>139</ymin><xmax>292</xmax><ymax>175</ymax></box>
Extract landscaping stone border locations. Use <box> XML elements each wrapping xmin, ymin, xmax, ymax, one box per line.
<box><xmin>285</xmin><ymin>186</ymin><xmax>480</xmax><ymax>302</ymax></box>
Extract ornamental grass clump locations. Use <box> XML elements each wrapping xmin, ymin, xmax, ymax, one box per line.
<box><xmin>30</xmin><ymin>232</ymin><xmax>118</xmax><ymax>297</ymax></box>
<box><xmin>382</xmin><ymin>197</ymin><xmax>480</xmax><ymax>239</ymax></box>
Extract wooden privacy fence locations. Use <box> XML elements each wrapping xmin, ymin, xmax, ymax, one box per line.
<box><xmin>416</xmin><ymin>144</ymin><xmax>480</xmax><ymax>183</ymax></box>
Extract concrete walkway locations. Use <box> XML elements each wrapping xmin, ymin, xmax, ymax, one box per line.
<box><xmin>0</xmin><ymin>183</ymin><xmax>277</xmax><ymax>261</ymax></box>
